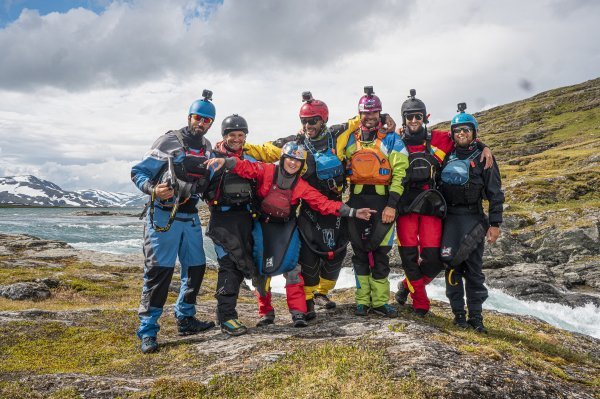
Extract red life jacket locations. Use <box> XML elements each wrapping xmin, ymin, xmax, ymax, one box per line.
<box><xmin>260</xmin><ymin>168</ymin><xmax>298</xmax><ymax>221</ymax></box>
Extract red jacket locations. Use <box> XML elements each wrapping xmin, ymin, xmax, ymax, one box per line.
<box><xmin>404</xmin><ymin>129</ymin><xmax>455</xmax><ymax>164</ymax></box>
<box><xmin>232</xmin><ymin>159</ymin><xmax>343</xmax><ymax>216</ymax></box>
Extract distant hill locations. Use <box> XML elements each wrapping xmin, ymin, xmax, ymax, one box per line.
<box><xmin>432</xmin><ymin>77</ymin><xmax>600</xmax><ymax>227</ymax></box>
<box><xmin>0</xmin><ymin>175</ymin><xmax>146</xmax><ymax>207</ymax></box>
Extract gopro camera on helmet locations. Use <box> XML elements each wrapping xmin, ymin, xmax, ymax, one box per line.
<box><xmin>364</xmin><ymin>86</ymin><xmax>374</xmax><ymax>96</ymax></box>
<box><xmin>201</xmin><ymin>89</ymin><xmax>213</xmax><ymax>101</ymax></box>
<box><xmin>302</xmin><ymin>91</ymin><xmax>313</xmax><ymax>102</ymax></box>
<box><xmin>457</xmin><ymin>102</ymin><xmax>467</xmax><ymax>113</ymax></box>
<box><xmin>409</xmin><ymin>89</ymin><xmax>416</xmax><ymax>98</ymax></box>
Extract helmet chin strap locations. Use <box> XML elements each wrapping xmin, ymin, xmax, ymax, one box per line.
<box><xmin>360</xmin><ymin>121</ymin><xmax>381</xmax><ymax>141</ymax></box>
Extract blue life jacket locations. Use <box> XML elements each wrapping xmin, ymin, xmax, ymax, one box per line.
<box><xmin>306</xmin><ymin>134</ymin><xmax>344</xmax><ymax>181</ymax></box>
<box><xmin>441</xmin><ymin>150</ymin><xmax>481</xmax><ymax>186</ymax></box>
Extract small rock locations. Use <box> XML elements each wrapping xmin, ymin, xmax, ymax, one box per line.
<box><xmin>0</xmin><ymin>282</ymin><xmax>51</xmax><ymax>301</ymax></box>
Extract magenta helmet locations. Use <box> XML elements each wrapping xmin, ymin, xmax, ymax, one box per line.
<box><xmin>358</xmin><ymin>86</ymin><xmax>382</xmax><ymax>113</ymax></box>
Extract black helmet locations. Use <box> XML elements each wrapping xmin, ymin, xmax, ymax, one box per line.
<box><xmin>221</xmin><ymin>114</ymin><xmax>249</xmax><ymax>136</ymax></box>
<box><xmin>400</xmin><ymin>89</ymin><xmax>428</xmax><ymax>124</ymax></box>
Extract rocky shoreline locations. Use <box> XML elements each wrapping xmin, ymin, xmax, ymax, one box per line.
<box><xmin>0</xmin><ymin>227</ymin><xmax>599</xmax><ymax>398</ymax></box>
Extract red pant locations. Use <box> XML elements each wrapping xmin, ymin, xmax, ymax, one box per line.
<box><xmin>396</xmin><ymin>213</ymin><xmax>443</xmax><ymax>311</ymax></box>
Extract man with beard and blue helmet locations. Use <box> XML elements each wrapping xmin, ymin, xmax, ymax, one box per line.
<box><xmin>439</xmin><ymin>103</ymin><xmax>504</xmax><ymax>333</ymax></box>
<box><xmin>131</xmin><ymin>90</ymin><xmax>217</xmax><ymax>354</ymax></box>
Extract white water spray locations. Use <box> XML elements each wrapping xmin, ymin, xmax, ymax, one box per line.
<box><xmin>249</xmin><ymin>267</ymin><xmax>600</xmax><ymax>339</ymax></box>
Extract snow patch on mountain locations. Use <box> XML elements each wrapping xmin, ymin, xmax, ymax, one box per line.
<box><xmin>0</xmin><ymin>175</ymin><xmax>145</xmax><ymax>207</ymax></box>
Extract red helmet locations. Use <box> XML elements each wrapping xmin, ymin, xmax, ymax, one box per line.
<box><xmin>299</xmin><ymin>91</ymin><xmax>329</xmax><ymax>122</ymax></box>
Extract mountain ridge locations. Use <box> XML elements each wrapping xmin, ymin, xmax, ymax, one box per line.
<box><xmin>0</xmin><ymin>175</ymin><xmax>145</xmax><ymax>207</ymax></box>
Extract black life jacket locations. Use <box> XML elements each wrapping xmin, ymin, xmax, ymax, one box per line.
<box><xmin>172</xmin><ymin>129</ymin><xmax>211</xmax><ymax>198</ymax></box>
<box><xmin>205</xmin><ymin>154</ymin><xmax>254</xmax><ymax>208</ymax></box>
<box><xmin>402</xmin><ymin>132</ymin><xmax>440</xmax><ymax>190</ymax></box>
<box><xmin>440</xmin><ymin>150</ymin><xmax>484</xmax><ymax>206</ymax></box>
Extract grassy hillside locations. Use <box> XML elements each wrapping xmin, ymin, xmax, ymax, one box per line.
<box><xmin>432</xmin><ymin>77</ymin><xmax>600</xmax><ymax>226</ymax></box>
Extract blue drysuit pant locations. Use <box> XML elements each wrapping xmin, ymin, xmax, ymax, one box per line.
<box><xmin>137</xmin><ymin>207</ymin><xmax>206</xmax><ymax>339</ymax></box>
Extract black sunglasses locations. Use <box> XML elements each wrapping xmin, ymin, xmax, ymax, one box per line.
<box><xmin>452</xmin><ymin>126</ymin><xmax>473</xmax><ymax>134</ymax></box>
<box><xmin>404</xmin><ymin>113</ymin><xmax>424</xmax><ymax>121</ymax></box>
<box><xmin>300</xmin><ymin>116</ymin><xmax>321</xmax><ymax>125</ymax></box>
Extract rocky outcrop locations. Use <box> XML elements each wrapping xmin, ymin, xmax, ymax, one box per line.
<box><xmin>0</xmin><ymin>232</ymin><xmax>598</xmax><ymax>398</ymax></box>
<box><xmin>0</xmin><ymin>302</ymin><xmax>597</xmax><ymax>399</ymax></box>
<box><xmin>480</xmin><ymin>212</ymin><xmax>600</xmax><ymax>306</ymax></box>
<box><xmin>0</xmin><ymin>281</ymin><xmax>51</xmax><ymax>301</ymax></box>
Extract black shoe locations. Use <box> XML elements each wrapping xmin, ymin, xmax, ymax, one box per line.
<box><xmin>371</xmin><ymin>304</ymin><xmax>399</xmax><ymax>318</ymax></box>
<box><xmin>306</xmin><ymin>299</ymin><xmax>316</xmax><ymax>321</ymax></box>
<box><xmin>395</xmin><ymin>284</ymin><xmax>410</xmax><ymax>306</ymax></box>
<box><xmin>468</xmin><ymin>317</ymin><xmax>488</xmax><ymax>334</ymax></box>
<box><xmin>141</xmin><ymin>336</ymin><xmax>158</xmax><ymax>354</ymax></box>
<box><xmin>355</xmin><ymin>304</ymin><xmax>369</xmax><ymax>316</ymax></box>
<box><xmin>313</xmin><ymin>292</ymin><xmax>336</xmax><ymax>309</ymax></box>
<box><xmin>256</xmin><ymin>314</ymin><xmax>275</xmax><ymax>327</ymax></box>
<box><xmin>177</xmin><ymin>316</ymin><xmax>215</xmax><ymax>336</ymax></box>
<box><xmin>221</xmin><ymin>319</ymin><xmax>248</xmax><ymax>336</ymax></box>
<box><xmin>413</xmin><ymin>308</ymin><xmax>429</xmax><ymax>318</ymax></box>
<box><xmin>453</xmin><ymin>313</ymin><xmax>469</xmax><ymax>329</ymax></box>
<box><xmin>292</xmin><ymin>313</ymin><xmax>308</xmax><ymax>328</ymax></box>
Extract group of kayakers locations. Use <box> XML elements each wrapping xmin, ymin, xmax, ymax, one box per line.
<box><xmin>131</xmin><ymin>87</ymin><xmax>504</xmax><ymax>354</ymax></box>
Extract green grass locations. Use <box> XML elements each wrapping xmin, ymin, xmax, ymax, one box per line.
<box><xmin>134</xmin><ymin>343</ymin><xmax>439</xmax><ymax>399</ymax></box>
<box><xmin>420</xmin><ymin>304</ymin><xmax>597</xmax><ymax>384</ymax></box>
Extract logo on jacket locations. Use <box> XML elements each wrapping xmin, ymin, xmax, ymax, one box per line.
<box><xmin>323</xmin><ymin>229</ymin><xmax>335</xmax><ymax>249</ymax></box>
<box><xmin>441</xmin><ymin>246</ymin><xmax>452</xmax><ymax>257</ymax></box>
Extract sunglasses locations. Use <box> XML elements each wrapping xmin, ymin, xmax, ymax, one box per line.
<box><xmin>300</xmin><ymin>116</ymin><xmax>321</xmax><ymax>125</ymax></box>
<box><xmin>452</xmin><ymin>126</ymin><xmax>473</xmax><ymax>134</ymax></box>
<box><xmin>405</xmin><ymin>113</ymin><xmax>424</xmax><ymax>121</ymax></box>
<box><xmin>190</xmin><ymin>114</ymin><xmax>213</xmax><ymax>124</ymax></box>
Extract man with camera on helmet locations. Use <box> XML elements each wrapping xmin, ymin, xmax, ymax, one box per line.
<box><xmin>439</xmin><ymin>104</ymin><xmax>504</xmax><ymax>333</ymax></box>
<box><xmin>394</xmin><ymin>90</ymin><xmax>493</xmax><ymax>317</ymax></box>
<box><xmin>338</xmin><ymin>87</ymin><xmax>409</xmax><ymax>318</ymax></box>
<box><xmin>131</xmin><ymin>91</ymin><xmax>217</xmax><ymax>354</ymax></box>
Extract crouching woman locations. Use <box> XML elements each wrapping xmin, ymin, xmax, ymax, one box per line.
<box><xmin>206</xmin><ymin>142</ymin><xmax>374</xmax><ymax>327</ymax></box>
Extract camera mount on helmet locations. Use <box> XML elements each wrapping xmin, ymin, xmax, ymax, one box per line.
<box><xmin>302</xmin><ymin>91</ymin><xmax>313</xmax><ymax>103</ymax></box>
<box><xmin>409</xmin><ymin>89</ymin><xmax>416</xmax><ymax>98</ymax></box>
<box><xmin>457</xmin><ymin>102</ymin><xmax>467</xmax><ymax>113</ymax></box>
<box><xmin>201</xmin><ymin>89</ymin><xmax>213</xmax><ymax>102</ymax></box>
<box><xmin>364</xmin><ymin>86</ymin><xmax>374</xmax><ymax>96</ymax></box>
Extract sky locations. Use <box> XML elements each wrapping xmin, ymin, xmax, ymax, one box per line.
<box><xmin>0</xmin><ymin>0</ymin><xmax>599</xmax><ymax>193</ymax></box>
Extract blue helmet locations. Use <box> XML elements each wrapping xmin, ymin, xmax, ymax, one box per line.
<box><xmin>451</xmin><ymin>103</ymin><xmax>478</xmax><ymax>138</ymax></box>
<box><xmin>281</xmin><ymin>142</ymin><xmax>307</xmax><ymax>162</ymax></box>
<box><xmin>188</xmin><ymin>91</ymin><xmax>216</xmax><ymax>119</ymax></box>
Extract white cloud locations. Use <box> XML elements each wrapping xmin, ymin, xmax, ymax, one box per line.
<box><xmin>0</xmin><ymin>0</ymin><xmax>599</xmax><ymax>192</ymax></box>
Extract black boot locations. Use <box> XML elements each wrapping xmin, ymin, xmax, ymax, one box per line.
<box><xmin>468</xmin><ymin>316</ymin><xmax>488</xmax><ymax>334</ymax></box>
<box><xmin>313</xmin><ymin>292</ymin><xmax>336</xmax><ymax>309</ymax></box>
<box><xmin>256</xmin><ymin>311</ymin><xmax>275</xmax><ymax>327</ymax></box>
<box><xmin>292</xmin><ymin>313</ymin><xmax>308</xmax><ymax>327</ymax></box>
<box><xmin>177</xmin><ymin>316</ymin><xmax>215</xmax><ymax>336</ymax></box>
<box><xmin>306</xmin><ymin>299</ymin><xmax>316</xmax><ymax>321</ymax></box>
<box><xmin>453</xmin><ymin>312</ymin><xmax>469</xmax><ymax>329</ymax></box>
<box><xmin>141</xmin><ymin>336</ymin><xmax>158</xmax><ymax>354</ymax></box>
<box><xmin>395</xmin><ymin>282</ymin><xmax>410</xmax><ymax>305</ymax></box>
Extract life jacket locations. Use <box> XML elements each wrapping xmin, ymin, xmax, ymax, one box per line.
<box><xmin>259</xmin><ymin>168</ymin><xmax>298</xmax><ymax>222</ymax></box>
<box><xmin>346</xmin><ymin>130</ymin><xmax>392</xmax><ymax>186</ymax></box>
<box><xmin>440</xmin><ymin>150</ymin><xmax>483</xmax><ymax>206</ymax></box>
<box><xmin>205</xmin><ymin>154</ymin><xmax>254</xmax><ymax>208</ymax></box>
<box><xmin>304</xmin><ymin>134</ymin><xmax>345</xmax><ymax>194</ymax></box>
<box><xmin>403</xmin><ymin>132</ymin><xmax>440</xmax><ymax>189</ymax></box>
<box><xmin>171</xmin><ymin>129</ymin><xmax>211</xmax><ymax>198</ymax></box>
